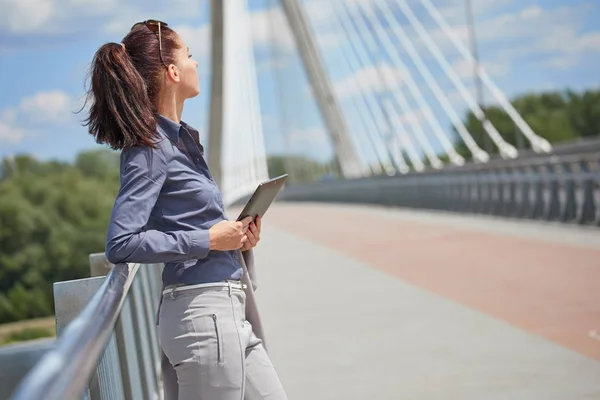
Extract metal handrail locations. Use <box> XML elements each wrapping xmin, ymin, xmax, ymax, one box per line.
<box><xmin>9</xmin><ymin>263</ymin><xmax>140</xmax><ymax>400</ymax></box>
<box><xmin>280</xmin><ymin>150</ymin><xmax>600</xmax><ymax>226</ymax></box>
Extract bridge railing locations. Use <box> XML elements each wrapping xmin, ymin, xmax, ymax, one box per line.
<box><xmin>280</xmin><ymin>151</ymin><xmax>600</xmax><ymax>226</ymax></box>
<box><xmin>9</xmin><ymin>256</ymin><xmax>164</xmax><ymax>400</ymax></box>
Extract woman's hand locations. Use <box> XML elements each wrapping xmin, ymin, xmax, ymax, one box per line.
<box><xmin>209</xmin><ymin>217</ymin><xmax>253</xmax><ymax>251</ymax></box>
<box><xmin>241</xmin><ymin>216</ymin><xmax>261</xmax><ymax>252</ymax></box>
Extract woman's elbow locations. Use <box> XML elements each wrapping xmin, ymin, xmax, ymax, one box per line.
<box><xmin>105</xmin><ymin>239</ymin><xmax>131</xmax><ymax>265</ymax></box>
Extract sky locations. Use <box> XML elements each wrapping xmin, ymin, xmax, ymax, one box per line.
<box><xmin>1</xmin><ymin>0</ymin><xmax>599</xmax><ymax>165</ymax></box>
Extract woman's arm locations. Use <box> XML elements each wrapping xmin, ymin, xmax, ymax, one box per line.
<box><xmin>105</xmin><ymin>145</ymin><xmax>210</xmax><ymax>264</ymax></box>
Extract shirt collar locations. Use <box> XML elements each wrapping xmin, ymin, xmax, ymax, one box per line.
<box><xmin>156</xmin><ymin>114</ymin><xmax>204</xmax><ymax>154</ymax></box>
<box><xmin>156</xmin><ymin>114</ymin><xmax>182</xmax><ymax>143</ymax></box>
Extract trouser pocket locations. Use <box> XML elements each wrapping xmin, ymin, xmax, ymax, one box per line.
<box><xmin>158</xmin><ymin>290</ymin><xmax>247</xmax><ymax>393</ymax></box>
<box><xmin>212</xmin><ymin>313</ymin><xmax>224</xmax><ymax>364</ymax></box>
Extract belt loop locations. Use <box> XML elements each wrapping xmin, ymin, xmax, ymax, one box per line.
<box><xmin>228</xmin><ymin>281</ymin><xmax>233</xmax><ymax>297</ymax></box>
<box><xmin>169</xmin><ymin>285</ymin><xmax>178</xmax><ymax>300</ymax></box>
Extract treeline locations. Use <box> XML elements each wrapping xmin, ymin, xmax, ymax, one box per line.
<box><xmin>0</xmin><ymin>150</ymin><xmax>120</xmax><ymax>323</ymax></box>
<box><xmin>0</xmin><ymin>88</ymin><xmax>598</xmax><ymax>324</ymax></box>
<box><xmin>456</xmin><ymin>88</ymin><xmax>600</xmax><ymax>158</ymax></box>
<box><xmin>267</xmin><ymin>154</ymin><xmax>338</xmax><ymax>183</ymax></box>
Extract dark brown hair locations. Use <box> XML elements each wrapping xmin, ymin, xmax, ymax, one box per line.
<box><xmin>83</xmin><ymin>23</ymin><xmax>180</xmax><ymax>150</ymax></box>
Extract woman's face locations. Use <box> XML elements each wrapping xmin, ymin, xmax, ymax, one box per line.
<box><xmin>172</xmin><ymin>34</ymin><xmax>200</xmax><ymax>99</ymax></box>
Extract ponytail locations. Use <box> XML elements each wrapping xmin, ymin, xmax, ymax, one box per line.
<box><xmin>83</xmin><ymin>42</ymin><xmax>159</xmax><ymax>150</ymax></box>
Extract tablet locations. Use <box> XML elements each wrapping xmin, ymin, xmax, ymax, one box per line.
<box><xmin>236</xmin><ymin>174</ymin><xmax>289</xmax><ymax>221</ymax></box>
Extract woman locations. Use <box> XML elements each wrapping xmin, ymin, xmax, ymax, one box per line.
<box><xmin>84</xmin><ymin>20</ymin><xmax>288</xmax><ymax>400</ymax></box>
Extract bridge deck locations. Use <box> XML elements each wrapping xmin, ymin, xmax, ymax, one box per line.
<box><xmin>235</xmin><ymin>203</ymin><xmax>600</xmax><ymax>399</ymax></box>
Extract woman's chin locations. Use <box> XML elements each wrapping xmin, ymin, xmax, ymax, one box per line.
<box><xmin>189</xmin><ymin>87</ymin><xmax>201</xmax><ymax>99</ymax></box>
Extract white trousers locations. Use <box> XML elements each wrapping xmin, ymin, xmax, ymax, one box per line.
<box><xmin>158</xmin><ymin>283</ymin><xmax>288</xmax><ymax>400</ymax></box>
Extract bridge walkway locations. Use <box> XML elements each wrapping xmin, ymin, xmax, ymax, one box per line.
<box><xmin>239</xmin><ymin>203</ymin><xmax>600</xmax><ymax>399</ymax></box>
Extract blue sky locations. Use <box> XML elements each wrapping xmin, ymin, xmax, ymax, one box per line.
<box><xmin>1</xmin><ymin>0</ymin><xmax>599</xmax><ymax>165</ymax></box>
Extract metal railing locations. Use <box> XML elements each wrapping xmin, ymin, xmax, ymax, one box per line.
<box><xmin>280</xmin><ymin>151</ymin><xmax>600</xmax><ymax>226</ymax></box>
<box><xmin>9</xmin><ymin>257</ymin><xmax>164</xmax><ymax>400</ymax></box>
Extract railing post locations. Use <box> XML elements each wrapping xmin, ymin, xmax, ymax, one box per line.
<box><xmin>560</xmin><ymin>161</ymin><xmax>577</xmax><ymax>222</ymax></box>
<box><xmin>519</xmin><ymin>165</ymin><xmax>533</xmax><ymax>218</ymax></box>
<box><xmin>575</xmin><ymin>158</ymin><xmax>596</xmax><ymax>225</ymax></box>
<box><xmin>54</xmin><ymin>276</ymin><xmax>125</xmax><ymax>400</ymax></box>
<box><xmin>594</xmin><ymin>156</ymin><xmax>600</xmax><ymax>226</ymax></box>
<box><xmin>89</xmin><ymin>254</ymin><xmax>138</xmax><ymax>400</ymax></box>
<box><xmin>88</xmin><ymin>254</ymin><xmax>164</xmax><ymax>400</ymax></box>
<box><xmin>545</xmin><ymin>163</ymin><xmax>561</xmax><ymax>220</ymax></box>
<box><xmin>479</xmin><ymin>170</ymin><xmax>491</xmax><ymax>214</ymax></box>
<box><xmin>90</xmin><ymin>253</ymin><xmax>113</xmax><ymax>278</ymax></box>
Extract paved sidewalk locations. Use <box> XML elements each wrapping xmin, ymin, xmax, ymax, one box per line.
<box><xmin>232</xmin><ymin>203</ymin><xmax>600</xmax><ymax>399</ymax></box>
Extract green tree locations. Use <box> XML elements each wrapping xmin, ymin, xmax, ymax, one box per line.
<box><xmin>0</xmin><ymin>150</ymin><xmax>120</xmax><ymax>323</ymax></box>
<box><xmin>566</xmin><ymin>89</ymin><xmax>600</xmax><ymax>138</ymax></box>
<box><xmin>75</xmin><ymin>149</ymin><xmax>120</xmax><ymax>183</ymax></box>
<box><xmin>267</xmin><ymin>154</ymin><xmax>332</xmax><ymax>183</ymax></box>
<box><xmin>453</xmin><ymin>88</ymin><xmax>600</xmax><ymax>159</ymax></box>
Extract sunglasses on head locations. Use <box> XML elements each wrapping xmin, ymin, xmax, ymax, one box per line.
<box><xmin>131</xmin><ymin>19</ymin><xmax>169</xmax><ymax>67</ymax></box>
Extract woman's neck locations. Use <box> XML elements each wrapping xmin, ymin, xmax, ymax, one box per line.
<box><xmin>157</xmin><ymin>92</ymin><xmax>183</xmax><ymax>123</ymax></box>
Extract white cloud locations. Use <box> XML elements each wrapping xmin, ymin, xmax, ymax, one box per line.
<box><xmin>0</xmin><ymin>109</ymin><xmax>17</xmax><ymax>124</ymax></box>
<box><xmin>335</xmin><ymin>63</ymin><xmax>408</xmax><ymax>98</ymax></box>
<box><xmin>536</xmin><ymin>25</ymin><xmax>600</xmax><ymax>70</ymax></box>
<box><xmin>316</xmin><ymin>31</ymin><xmax>344</xmax><ymax>49</ymax></box>
<box><xmin>452</xmin><ymin>58</ymin><xmax>510</xmax><ymax>80</ymax></box>
<box><xmin>0</xmin><ymin>0</ymin><xmax>55</xmax><ymax>34</ymax></box>
<box><xmin>433</xmin><ymin>0</ymin><xmax>519</xmax><ymax>24</ymax></box>
<box><xmin>390</xmin><ymin>109</ymin><xmax>426</xmax><ymax>127</ymax></box>
<box><xmin>304</xmin><ymin>1</ymin><xmax>336</xmax><ymax>26</ymax></box>
<box><xmin>289</xmin><ymin>127</ymin><xmax>328</xmax><ymax>146</ymax></box>
<box><xmin>255</xmin><ymin>55</ymin><xmax>289</xmax><ymax>74</ymax></box>
<box><xmin>0</xmin><ymin>0</ymin><xmax>332</xmax><ymax>57</ymax></box>
<box><xmin>0</xmin><ymin>121</ymin><xmax>27</xmax><ymax>144</ymax></box>
<box><xmin>176</xmin><ymin>23</ymin><xmax>211</xmax><ymax>57</ymax></box>
<box><xmin>0</xmin><ymin>90</ymin><xmax>76</xmax><ymax>144</ymax></box>
<box><xmin>19</xmin><ymin>91</ymin><xmax>75</xmax><ymax>124</ymax></box>
<box><xmin>251</xmin><ymin>2</ymin><xmax>344</xmax><ymax>54</ymax></box>
<box><xmin>519</xmin><ymin>5</ymin><xmax>543</xmax><ymax>19</ymax></box>
<box><xmin>0</xmin><ymin>0</ymin><xmax>124</xmax><ymax>35</ymax></box>
<box><xmin>0</xmin><ymin>0</ymin><xmax>204</xmax><ymax>40</ymax></box>
<box><xmin>250</xmin><ymin>6</ymin><xmax>295</xmax><ymax>51</ymax></box>
<box><xmin>423</xmin><ymin>2</ymin><xmax>600</xmax><ymax>74</ymax></box>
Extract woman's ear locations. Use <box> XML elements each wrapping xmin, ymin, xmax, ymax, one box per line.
<box><xmin>167</xmin><ymin>64</ymin><xmax>181</xmax><ymax>83</ymax></box>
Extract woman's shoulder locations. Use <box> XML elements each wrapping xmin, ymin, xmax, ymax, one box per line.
<box><xmin>120</xmin><ymin>140</ymin><xmax>169</xmax><ymax>171</ymax></box>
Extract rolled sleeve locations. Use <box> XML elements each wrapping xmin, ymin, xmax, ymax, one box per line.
<box><xmin>105</xmin><ymin>144</ymin><xmax>210</xmax><ymax>264</ymax></box>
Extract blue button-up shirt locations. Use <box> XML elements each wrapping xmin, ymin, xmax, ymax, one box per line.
<box><xmin>105</xmin><ymin>115</ymin><xmax>242</xmax><ymax>286</ymax></box>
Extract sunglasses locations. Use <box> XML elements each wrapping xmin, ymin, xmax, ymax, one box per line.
<box><xmin>131</xmin><ymin>19</ymin><xmax>169</xmax><ymax>67</ymax></box>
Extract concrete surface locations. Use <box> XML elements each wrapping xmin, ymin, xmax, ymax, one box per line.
<box><xmin>238</xmin><ymin>203</ymin><xmax>600</xmax><ymax>400</ymax></box>
<box><xmin>0</xmin><ymin>339</ymin><xmax>54</xmax><ymax>400</ymax></box>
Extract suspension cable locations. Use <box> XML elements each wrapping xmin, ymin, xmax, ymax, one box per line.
<box><xmin>348</xmin><ymin>0</ymin><xmax>464</xmax><ymax>166</ymax></box>
<box><xmin>351</xmin><ymin>0</ymin><xmax>442</xmax><ymax>169</ymax></box>
<box><xmin>372</xmin><ymin>0</ymin><xmax>489</xmax><ymax>162</ymax></box>
<box><xmin>343</xmin><ymin>1</ymin><xmax>425</xmax><ymax>171</ymax></box>
<box><xmin>334</xmin><ymin>1</ymin><xmax>410</xmax><ymax>173</ymax></box>
<box><xmin>417</xmin><ymin>0</ymin><xmax>552</xmax><ymax>154</ymax></box>
<box><xmin>393</xmin><ymin>0</ymin><xmax>517</xmax><ymax>159</ymax></box>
